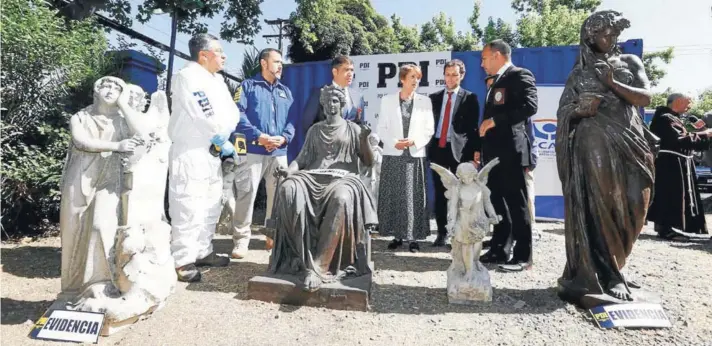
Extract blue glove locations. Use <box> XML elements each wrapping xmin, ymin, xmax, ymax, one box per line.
<box><xmin>211</xmin><ymin>133</ymin><xmax>228</xmax><ymax>146</ymax></box>
<box><xmin>220</xmin><ymin>140</ymin><xmax>235</xmax><ymax>157</ymax></box>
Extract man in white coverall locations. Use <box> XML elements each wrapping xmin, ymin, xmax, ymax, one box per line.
<box><xmin>168</xmin><ymin>33</ymin><xmax>239</xmax><ymax>282</ymax></box>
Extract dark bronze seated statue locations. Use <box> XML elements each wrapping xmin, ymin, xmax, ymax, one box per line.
<box><xmin>268</xmin><ymin>85</ymin><xmax>377</xmax><ymax>292</ymax></box>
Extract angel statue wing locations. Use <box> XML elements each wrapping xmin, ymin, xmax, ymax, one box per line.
<box><xmin>146</xmin><ymin>91</ymin><xmax>170</xmax><ymax>136</ymax></box>
<box><xmin>477</xmin><ymin>157</ymin><xmax>500</xmax><ymax>186</ymax></box>
<box><xmin>430</xmin><ymin>163</ymin><xmax>460</xmax><ymax>235</ymax></box>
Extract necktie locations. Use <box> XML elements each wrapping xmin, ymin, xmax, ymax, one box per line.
<box><xmin>439</xmin><ymin>91</ymin><xmax>453</xmax><ymax>148</ymax></box>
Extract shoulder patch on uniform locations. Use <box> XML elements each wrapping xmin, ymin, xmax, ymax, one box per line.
<box><xmin>233</xmin><ymin>85</ymin><xmax>243</xmax><ymax>103</ymax></box>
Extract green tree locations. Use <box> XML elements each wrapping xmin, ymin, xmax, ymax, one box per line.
<box><xmin>420</xmin><ymin>12</ymin><xmax>479</xmax><ymax>52</ymax></box>
<box><xmin>511</xmin><ymin>0</ymin><xmax>600</xmax><ymax>13</ymax></box>
<box><xmin>649</xmin><ymin>88</ymin><xmax>673</xmax><ymax>109</ymax></box>
<box><xmin>2</xmin><ymin>0</ymin><xmax>120</xmax><ymax>236</ymax></box>
<box><xmin>467</xmin><ymin>0</ymin><xmax>485</xmax><ymax>44</ymax></box>
<box><xmin>391</xmin><ymin>14</ymin><xmax>422</xmax><ymax>53</ymax></box>
<box><xmin>53</xmin><ymin>0</ymin><xmax>264</xmax><ymax>43</ymax></box>
<box><xmin>287</xmin><ymin>0</ymin><xmax>398</xmax><ymax>62</ymax></box>
<box><xmin>482</xmin><ymin>17</ymin><xmax>519</xmax><ymax>47</ymax></box>
<box><xmin>642</xmin><ymin>48</ymin><xmax>675</xmax><ymax>88</ymax></box>
<box><xmin>691</xmin><ymin>89</ymin><xmax>712</xmax><ymax>116</ymax></box>
<box><xmin>516</xmin><ymin>0</ymin><xmax>588</xmax><ymax>48</ymax></box>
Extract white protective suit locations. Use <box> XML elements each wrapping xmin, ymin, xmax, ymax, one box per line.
<box><xmin>168</xmin><ymin>62</ymin><xmax>239</xmax><ymax>268</ymax></box>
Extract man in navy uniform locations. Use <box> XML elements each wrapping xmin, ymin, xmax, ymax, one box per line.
<box><xmin>230</xmin><ymin>48</ymin><xmax>295</xmax><ymax>259</ymax></box>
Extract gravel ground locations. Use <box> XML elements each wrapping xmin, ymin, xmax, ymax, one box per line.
<box><xmin>2</xmin><ymin>219</ymin><xmax>712</xmax><ymax>346</ymax></box>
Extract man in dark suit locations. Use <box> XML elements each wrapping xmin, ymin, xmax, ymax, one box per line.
<box><xmin>475</xmin><ymin>39</ymin><xmax>538</xmax><ymax>272</ymax></box>
<box><xmin>428</xmin><ymin>59</ymin><xmax>480</xmax><ymax>247</ymax></box>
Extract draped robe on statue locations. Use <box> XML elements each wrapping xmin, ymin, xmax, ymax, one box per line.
<box><xmin>269</xmin><ymin>121</ymin><xmax>377</xmax><ymax>282</ymax></box>
<box><xmin>555</xmin><ymin>45</ymin><xmax>655</xmax><ymax>304</ymax></box>
<box><xmin>60</xmin><ymin>108</ymin><xmax>129</xmax><ymax>295</ymax></box>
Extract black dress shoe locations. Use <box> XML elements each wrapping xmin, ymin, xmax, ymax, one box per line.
<box><xmin>479</xmin><ymin>251</ymin><xmax>507</xmax><ymax>264</ymax></box>
<box><xmin>432</xmin><ymin>235</ymin><xmax>447</xmax><ymax>247</ymax></box>
<box><xmin>409</xmin><ymin>242</ymin><xmax>420</xmax><ymax>253</ymax></box>
<box><xmin>387</xmin><ymin>239</ymin><xmax>403</xmax><ymax>249</ymax></box>
<box><xmin>497</xmin><ymin>259</ymin><xmax>532</xmax><ymax>272</ymax></box>
<box><xmin>195</xmin><ymin>252</ymin><xmax>230</xmax><ymax>267</ymax></box>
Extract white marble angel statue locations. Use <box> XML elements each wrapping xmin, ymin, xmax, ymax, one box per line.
<box><xmin>430</xmin><ymin>159</ymin><xmax>501</xmax><ymax>304</ymax></box>
<box><xmin>122</xmin><ymin>85</ymin><xmax>171</xmax><ymax>223</ymax></box>
<box><xmin>59</xmin><ymin>79</ymin><xmax>176</xmax><ymax>335</ymax></box>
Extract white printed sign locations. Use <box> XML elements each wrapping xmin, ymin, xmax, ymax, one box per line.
<box><xmin>349</xmin><ymin>51</ymin><xmax>452</xmax><ymax>131</ymax></box>
<box><xmin>30</xmin><ymin>309</ymin><xmax>105</xmax><ymax>344</ymax></box>
<box><xmin>531</xmin><ymin>86</ymin><xmax>565</xmax><ymax>196</ymax></box>
<box><xmin>590</xmin><ymin>303</ymin><xmax>672</xmax><ymax>329</ymax></box>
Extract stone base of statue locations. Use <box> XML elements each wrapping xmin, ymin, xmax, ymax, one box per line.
<box><xmin>447</xmin><ymin>263</ymin><xmax>492</xmax><ymax>304</ymax></box>
<box><xmin>247</xmin><ymin>272</ymin><xmax>372</xmax><ymax>311</ymax></box>
<box><xmin>59</xmin><ymin>221</ymin><xmax>176</xmax><ymax>335</ymax></box>
<box><xmin>557</xmin><ymin>279</ymin><xmax>662</xmax><ymax>309</ymax></box>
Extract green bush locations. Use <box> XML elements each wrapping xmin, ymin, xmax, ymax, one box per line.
<box><xmin>1</xmin><ymin>0</ymin><xmax>120</xmax><ymax>238</ymax></box>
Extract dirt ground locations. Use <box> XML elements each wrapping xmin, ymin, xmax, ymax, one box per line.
<box><xmin>2</xmin><ymin>219</ymin><xmax>712</xmax><ymax>346</ymax></box>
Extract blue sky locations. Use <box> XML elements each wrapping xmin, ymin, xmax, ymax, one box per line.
<box><xmin>112</xmin><ymin>0</ymin><xmax>712</xmax><ymax>94</ymax></box>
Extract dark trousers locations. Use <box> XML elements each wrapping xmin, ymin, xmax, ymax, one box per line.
<box><xmin>487</xmin><ymin>161</ymin><xmax>532</xmax><ymax>262</ymax></box>
<box><xmin>428</xmin><ymin>141</ymin><xmax>459</xmax><ymax>237</ymax></box>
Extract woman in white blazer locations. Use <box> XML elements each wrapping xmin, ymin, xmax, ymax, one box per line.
<box><xmin>375</xmin><ymin>64</ymin><xmax>435</xmax><ymax>252</ymax></box>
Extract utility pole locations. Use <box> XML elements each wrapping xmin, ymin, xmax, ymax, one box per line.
<box><xmin>262</xmin><ymin>18</ymin><xmax>290</xmax><ymax>52</ymax></box>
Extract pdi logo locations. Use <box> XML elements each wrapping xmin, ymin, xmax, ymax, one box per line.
<box><xmin>435</xmin><ymin>79</ymin><xmax>446</xmax><ymax>86</ymax></box>
<box><xmin>358</xmin><ymin>81</ymin><xmax>369</xmax><ymax>89</ymax></box>
<box><xmin>533</xmin><ymin>118</ymin><xmax>557</xmax><ymax>150</ymax></box>
<box><xmin>435</xmin><ymin>59</ymin><xmax>447</xmax><ymax>66</ymax></box>
<box><xmin>359</xmin><ymin>62</ymin><xmax>370</xmax><ymax>70</ymax></box>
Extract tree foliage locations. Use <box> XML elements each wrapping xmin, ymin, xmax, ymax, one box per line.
<box><xmin>482</xmin><ymin>17</ymin><xmax>519</xmax><ymax>47</ymax></box>
<box><xmin>511</xmin><ymin>0</ymin><xmax>600</xmax><ymax>13</ymax></box>
<box><xmin>419</xmin><ymin>12</ymin><xmax>480</xmax><ymax>52</ymax></box>
<box><xmin>288</xmin><ymin>0</ymin><xmax>484</xmax><ymax>62</ymax></box>
<box><xmin>691</xmin><ymin>89</ymin><xmax>712</xmax><ymax>116</ymax></box>
<box><xmin>516</xmin><ymin>0</ymin><xmax>588</xmax><ymax>48</ymax></box>
<box><xmin>54</xmin><ymin>0</ymin><xmax>264</xmax><ymax>43</ymax></box>
<box><xmin>287</xmin><ymin>0</ymin><xmax>398</xmax><ymax>63</ymax></box>
<box><xmin>1</xmin><ymin>0</ymin><xmax>120</xmax><ymax>237</ymax></box>
<box><xmin>642</xmin><ymin>47</ymin><xmax>675</xmax><ymax>88</ymax></box>
<box><xmin>649</xmin><ymin>88</ymin><xmax>672</xmax><ymax>109</ymax></box>
<box><xmin>391</xmin><ymin>14</ymin><xmax>422</xmax><ymax>53</ymax></box>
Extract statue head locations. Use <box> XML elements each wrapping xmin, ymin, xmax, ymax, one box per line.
<box><xmin>93</xmin><ymin>76</ymin><xmax>125</xmax><ymax>106</ymax></box>
<box><xmin>319</xmin><ymin>85</ymin><xmax>347</xmax><ymax>120</ymax></box>
<box><xmin>456</xmin><ymin>162</ymin><xmax>478</xmax><ymax>184</ymax></box>
<box><xmin>126</xmin><ymin>84</ymin><xmax>148</xmax><ymax>112</ymax></box>
<box><xmin>581</xmin><ymin>10</ymin><xmax>630</xmax><ymax>55</ymax></box>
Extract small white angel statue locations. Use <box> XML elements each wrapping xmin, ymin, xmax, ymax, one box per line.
<box><xmin>430</xmin><ymin>158</ymin><xmax>502</xmax><ymax>304</ymax></box>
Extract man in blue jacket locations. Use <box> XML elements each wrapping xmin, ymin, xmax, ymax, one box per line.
<box><xmin>230</xmin><ymin>48</ymin><xmax>295</xmax><ymax>259</ymax></box>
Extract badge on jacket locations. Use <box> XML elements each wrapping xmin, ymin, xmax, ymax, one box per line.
<box><xmin>493</xmin><ymin>88</ymin><xmax>506</xmax><ymax>105</ymax></box>
<box><xmin>233</xmin><ymin>86</ymin><xmax>242</xmax><ymax>103</ymax></box>
<box><xmin>278</xmin><ymin>90</ymin><xmax>287</xmax><ymax>98</ymax></box>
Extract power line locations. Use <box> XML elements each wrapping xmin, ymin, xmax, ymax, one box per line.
<box><xmin>262</xmin><ymin>18</ymin><xmax>290</xmax><ymax>52</ymax></box>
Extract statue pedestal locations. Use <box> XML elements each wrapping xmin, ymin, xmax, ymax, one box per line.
<box><xmin>42</xmin><ymin>295</ymin><xmax>162</xmax><ymax>337</ymax></box>
<box><xmin>558</xmin><ymin>281</ymin><xmax>663</xmax><ymax>310</ymax></box>
<box><xmin>447</xmin><ymin>265</ymin><xmax>493</xmax><ymax>305</ymax></box>
<box><xmin>247</xmin><ymin>273</ymin><xmax>372</xmax><ymax>311</ymax></box>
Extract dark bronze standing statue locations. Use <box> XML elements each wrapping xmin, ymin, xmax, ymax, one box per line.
<box><xmin>268</xmin><ymin>85</ymin><xmax>377</xmax><ymax>292</ymax></box>
<box><xmin>555</xmin><ymin>10</ymin><xmax>656</xmax><ymax>309</ymax></box>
